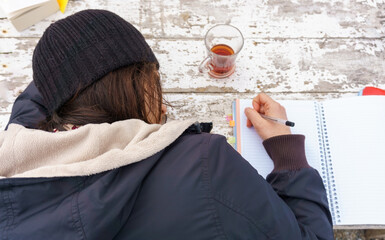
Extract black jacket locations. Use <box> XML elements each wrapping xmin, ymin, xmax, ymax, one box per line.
<box><xmin>0</xmin><ymin>82</ymin><xmax>333</xmax><ymax>239</ymax></box>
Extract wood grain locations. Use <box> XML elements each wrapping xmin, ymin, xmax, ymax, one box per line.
<box><xmin>0</xmin><ymin>0</ymin><xmax>384</xmax><ymax>38</ymax></box>
<box><xmin>1</xmin><ymin>92</ymin><xmax>356</xmax><ymax>131</ymax></box>
<box><xmin>1</xmin><ymin>38</ymin><xmax>384</xmax><ymax>100</ymax></box>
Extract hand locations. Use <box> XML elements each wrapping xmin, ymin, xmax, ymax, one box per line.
<box><xmin>244</xmin><ymin>93</ymin><xmax>291</xmax><ymax>140</ymax></box>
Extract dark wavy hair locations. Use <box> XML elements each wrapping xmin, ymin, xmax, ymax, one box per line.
<box><xmin>39</xmin><ymin>62</ymin><xmax>163</xmax><ymax>131</ymax></box>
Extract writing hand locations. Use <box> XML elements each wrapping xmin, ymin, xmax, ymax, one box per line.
<box><xmin>244</xmin><ymin>93</ymin><xmax>291</xmax><ymax>140</ymax></box>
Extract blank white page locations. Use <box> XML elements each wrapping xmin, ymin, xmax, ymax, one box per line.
<box><xmin>237</xmin><ymin>99</ymin><xmax>324</xmax><ymax>180</ymax></box>
<box><xmin>323</xmin><ymin>96</ymin><xmax>385</xmax><ymax>225</ymax></box>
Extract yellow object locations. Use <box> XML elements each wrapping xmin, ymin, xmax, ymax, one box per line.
<box><xmin>226</xmin><ymin>114</ymin><xmax>233</xmax><ymax>121</ymax></box>
<box><xmin>229</xmin><ymin>120</ymin><xmax>235</xmax><ymax>127</ymax></box>
<box><xmin>227</xmin><ymin>137</ymin><xmax>235</xmax><ymax>144</ymax></box>
<box><xmin>57</xmin><ymin>0</ymin><xmax>68</xmax><ymax>13</ymax></box>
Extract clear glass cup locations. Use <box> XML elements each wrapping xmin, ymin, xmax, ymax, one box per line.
<box><xmin>199</xmin><ymin>24</ymin><xmax>244</xmax><ymax>78</ymax></box>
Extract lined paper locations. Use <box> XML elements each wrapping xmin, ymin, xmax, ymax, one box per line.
<box><xmin>323</xmin><ymin>96</ymin><xmax>385</xmax><ymax>225</ymax></box>
<box><xmin>235</xmin><ymin>96</ymin><xmax>385</xmax><ymax>225</ymax></box>
<box><xmin>237</xmin><ymin>99</ymin><xmax>323</xmax><ymax>178</ymax></box>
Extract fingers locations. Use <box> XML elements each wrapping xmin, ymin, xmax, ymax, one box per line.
<box><xmin>246</xmin><ymin>118</ymin><xmax>252</xmax><ymax>128</ymax></box>
<box><xmin>252</xmin><ymin>93</ymin><xmax>276</xmax><ymax>115</ymax></box>
<box><xmin>253</xmin><ymin>93</ymin><xmax>274</xmax><ymax>107</ymax></box>
<box><xmin>244</xmin><ymin>93</ymin><xmax>291</xmax><ymax>140</ymax></box>
<box><xmin>252</xmin><ymin>97</ymin><xmax>260</xmax><ymax>112</ymax></box>
<box><xmin>244</xmin><ymin>107</ymin><xmax>264</xmax><ymax>129</ymax></box>
<box><xmin>253</xmin><ymin>93</ymin><xmax>287</xmax><ymax>118</ymax></box>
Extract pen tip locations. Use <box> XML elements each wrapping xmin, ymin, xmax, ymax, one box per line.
<box><xmin>286</xmin><ymin>121</ymin><xmax>295</xmax><ymax>127</ymax></box>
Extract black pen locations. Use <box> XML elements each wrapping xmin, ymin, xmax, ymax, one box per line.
<box><xmin>260</xmin><ymin>114</ymin><xmax>295</xmax><ymax>127</ymax></box>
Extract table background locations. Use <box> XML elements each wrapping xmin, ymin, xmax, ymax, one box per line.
<box><xmin>1</xmin><ymin>0</ymin><xmax>384</xmax><ymax>238</ymax></box>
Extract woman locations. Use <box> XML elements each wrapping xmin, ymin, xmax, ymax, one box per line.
<box><xmin>0</xmin><ymin>10</ymin><xmax>333</xmax><ymax>239</ymax></box>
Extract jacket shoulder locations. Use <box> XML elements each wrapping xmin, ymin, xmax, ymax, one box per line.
<box><xmin>175</xmin><ymin>132</ymin><xmax>226</xmax><ymax>148</ymax></box>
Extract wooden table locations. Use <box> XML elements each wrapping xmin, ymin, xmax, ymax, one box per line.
<box><xmin>1</xmin><ymin>0</ymin><xmax>384</xmax><ymax>238</ymax></box>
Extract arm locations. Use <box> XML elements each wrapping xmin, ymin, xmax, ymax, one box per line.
<box><xmin>207</xmin><ymin>134</ymin><xmax>333</xmax><ymax>239</ymax></box>
<box><xmin>217</xmin><ymin>93</ymin><xmax>332</xmax><ymax>239</ymax></box>
<box><xmin>5</xmin><ymin>81</ymin><xmax>48</xmax><ymax>130</ymax></box>
<box><xmin>264</xmin><ymin>134</ymin><xmax>333</xmax><ymax>239</ymax></box>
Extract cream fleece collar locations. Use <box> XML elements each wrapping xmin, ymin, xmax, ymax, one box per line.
<box><xmin>0</xmin><ymin>119</ymin><xmax>195</xmax><ymax>178</ymax></box>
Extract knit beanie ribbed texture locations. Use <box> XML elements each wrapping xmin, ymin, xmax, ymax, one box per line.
<box><xmin>32</xmin><ymin>9</ymin><xmax>158</xmax><ymax>114</ymax></box>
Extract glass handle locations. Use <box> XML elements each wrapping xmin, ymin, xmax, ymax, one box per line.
<box><xmin>198</xmin><ymin>56</ymin><xmax>213</xmax><ymax>73</ymax></box>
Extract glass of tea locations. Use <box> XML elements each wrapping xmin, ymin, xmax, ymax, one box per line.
<box><xmin>199</xmin><ymin>24</ymin><xmax>244</xmax><ymax>78</ymax></box>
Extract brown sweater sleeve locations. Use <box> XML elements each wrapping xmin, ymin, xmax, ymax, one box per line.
<box><xmin>262</xmin><ymin>134</ymin><xmax>310</xmax><ymax>172</ymax></box>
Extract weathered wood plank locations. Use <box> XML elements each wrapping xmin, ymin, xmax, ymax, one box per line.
<box><xmin>1</xmin><ymin>92</ymin><xmax>357</xmax><ymax>132</ymax></box>
<box><xmin>0</xmin><ymin>0</ymin><xmax>384</xmax><ymax>38</ymax></box>
<box><xmin>365</xmin><ymin>229</ymin><xmax>385</xmax><ymax>238</ymax></box>
<box><xmin>155</xmin><ymin>38</ymin><xmax>385</xmax><ymax>94</ymax></box>
<box><xmin>164</xmin><ymin>92</ymin><xmax>357</xmax><ymax>137</ymax></box>
<box><xmin>1</xmin><ymin>38</ymin><xmax>384</xmax><ymax>102</ymax></box>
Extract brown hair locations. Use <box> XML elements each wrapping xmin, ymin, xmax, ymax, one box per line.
<box><xmin>39</xmin><ymin>62</ymin><xmax>163</xmax><ymax>132</ymax></box>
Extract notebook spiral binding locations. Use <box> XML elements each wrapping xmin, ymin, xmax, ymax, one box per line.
<box><xmin>315</xmin><ymin>102</ymin><xmax>341</xmax><ymax>224</ymax></box>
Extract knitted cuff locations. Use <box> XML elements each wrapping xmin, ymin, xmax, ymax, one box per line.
<box><xmin>262</xmin><ymin>134</ymin><xmax>310</xmax><ymax>172</ymax></box>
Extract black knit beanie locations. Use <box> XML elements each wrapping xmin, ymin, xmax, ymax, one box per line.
<box><xmin>32</xmin><ymin>9</ymin><xmax>159</xmax><ymax>115</ymax></box>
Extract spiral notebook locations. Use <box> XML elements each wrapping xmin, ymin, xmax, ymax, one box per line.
<box><xmin>233</xmin><ymin>96</ymin><xmax>385</xmax><ymax>226</ymax></box>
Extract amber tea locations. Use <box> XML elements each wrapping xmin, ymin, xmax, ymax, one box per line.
<box><xmin>211</xmin><ymin>44</ymin><xmax>234</xmax><ymax>56</ymax></box>
<box><xmin>199</xmin><ymin>24</ymin><xmax>244</xmax><ymax>78</ymax></box>
<box><xmin>210</xmin><ymin>44</ymin><xmax>235</xmax><ymax>75</ymax></box>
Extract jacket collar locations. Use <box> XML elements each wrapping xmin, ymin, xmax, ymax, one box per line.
<box><xmin>0</xmin><ymin>119</ymin><xmax>195</xmax><ymax>178</ymax></box>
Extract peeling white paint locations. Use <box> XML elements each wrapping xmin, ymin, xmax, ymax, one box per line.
<box><xmin>1</xmin><ymin>38</ymin><xmax>384</xmax><ymax>96</ymax></box>
<box><xmin>356</xmin><ymin>0</ymin><xmax>385</xmax><ymax>8</ymax></box>
<box><xmin>0</xmin><ymin>114</ymin><xmax>10</xmax><ymax>129</ymax></box>
<box><xmin>0</xmin><ymin>82</ymin><xmax>12</xmax><ymax>103</ymax></box>
<box><xmin>0</xmin><ymin>0</ymin><xmax>384</xmax><ymax>38</ymax></box>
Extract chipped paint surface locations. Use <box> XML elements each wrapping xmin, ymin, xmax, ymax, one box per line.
<box><xmin>1</xmin><ymin>0</ymin><xmax>385</xmax><ymax>132</ymax></box>
<box><xmin>163</xmin><ymin>92</ymin><xmax>357</xmax><ymax>137</ymax></box>
<box><xmin>0</xmin><ymin>0</ymin><xmax>384</xmax><ymax>38</ymax></box>
<box><xmin>2</xmin><ymin>38</ymin><xmax>384</xmax><ymax>95</ymax></box>
<box><xmin>0</xmin><ymin>92</ymin><xmax>356</xmax><ymax>131</ymax></box>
